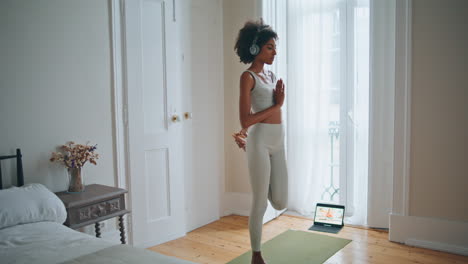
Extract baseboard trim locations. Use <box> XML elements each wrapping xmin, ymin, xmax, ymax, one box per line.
<box><xmin>186</xmin><ymin>215</ymin><xmax>221</xmax><ymax>233</ymax></box>
<box><xmin>406</xmin><ymin>238</ymin><xmax>468</xmax><ymax>256</ymax></box>
<box><xmin>222</xmin><ymin>192</ymin><xmax>252</xmax><ymax>217</ymax></box>
<box><xmin>389</xmin><ymin>214</ymin><xmax>468</xmax><ymax>256</ymax></box>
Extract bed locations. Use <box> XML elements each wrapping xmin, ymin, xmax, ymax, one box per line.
<box><xmin>0</xmin><ymin>149</ymin><xmax>198</xmax><ymax>264</ymax></box>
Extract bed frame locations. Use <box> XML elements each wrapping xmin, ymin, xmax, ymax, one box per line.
<box><xmin>0</xmin><ymin>148</ymin><xmax>24</xmax><ymax>189</ymax></box>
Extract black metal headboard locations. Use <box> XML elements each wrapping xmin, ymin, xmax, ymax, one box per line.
<box><xmin>0</xmin><ymin>148</ymin><xmax>24</xmax><ymax>189</ymax></box>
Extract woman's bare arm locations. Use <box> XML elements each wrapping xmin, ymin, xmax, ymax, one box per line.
<box><xmin>239</xmin><ymin>71</ymin><xmax>281</xmax><ymax>129</ymax></box>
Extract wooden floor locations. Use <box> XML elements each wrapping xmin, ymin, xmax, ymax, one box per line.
<box><xmin>148</xmin><ymin>214</ymin><xmax>468</xmax><ymax>264</ymax></box>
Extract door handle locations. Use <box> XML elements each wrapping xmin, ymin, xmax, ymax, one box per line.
<box><xmin>171</xmin><ymin>114</ymin><xmax>181</xmax><ymax>123</ymax></box>
<box><xmin>184</xmin><ymin>112</ymin><xmax>192</xmax><ymax>120</ymax></box>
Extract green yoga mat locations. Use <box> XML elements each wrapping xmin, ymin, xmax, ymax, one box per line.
<box><xmin>227</xmin><ymin>229</ymin><xmax>351</xmax><ymax>264</ymax></box>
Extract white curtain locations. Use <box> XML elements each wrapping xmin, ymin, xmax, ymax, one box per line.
<box><xmin>348</xmin><ymin>1</ymin><xmax>369</xmax><ymax>226</ymax></box>
<box><xmin>286</xmin><ymin>0</ymin><xmax>341</xmax><ymax>217</ymax></box>
<box><xmin>284</xmin><ymin>0</ymin><xmax>369</xmax><ymax>226</ymax></box>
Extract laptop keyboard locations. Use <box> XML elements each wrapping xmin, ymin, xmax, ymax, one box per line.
<box><xmin>308</xmin><ymin>225</ymin><xmax>342</xmax><ymax>234</ymax></box>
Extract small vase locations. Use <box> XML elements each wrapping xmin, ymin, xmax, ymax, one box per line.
<box><xmin>67</xmin><ymin>167</ymin><xmax>85</xmax><ymax>193</ymax></box>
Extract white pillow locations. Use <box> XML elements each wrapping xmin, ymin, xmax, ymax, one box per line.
<box><xmin>0</xmin><ymin>183</ymin><xmax>67</xmax><ymax>230</ymax></box>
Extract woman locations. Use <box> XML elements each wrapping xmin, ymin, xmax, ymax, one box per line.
<box><xmin>232</xmin><ymin>19</ymin><xmax>288</xmax><ymax>264</ymax></box>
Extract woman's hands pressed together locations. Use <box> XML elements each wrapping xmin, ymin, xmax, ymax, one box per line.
<box><xmin>274</xmin><ymin>78</ymin><xmax>285</xmax><ymax>107</ymax></box>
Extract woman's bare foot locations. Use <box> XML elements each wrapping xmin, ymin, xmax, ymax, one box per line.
<box><xmin>251</xmin><ymin>251</ymin><xmax>266</xmax><ymax>264</ymax></box>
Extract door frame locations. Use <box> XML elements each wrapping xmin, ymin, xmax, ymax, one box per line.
<box><xmin>392</xmin><ymin>0</ymin><xmax>412</xmax><ymax>220</ymax></box>
<box><xmin>110</xmin><ymin>0</ymin><xmax>133</xmax><ymax>244</ymax></box>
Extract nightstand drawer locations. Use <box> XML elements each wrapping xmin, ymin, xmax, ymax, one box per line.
<box><xmin>64</xmin><ymin>194</ymin><xmax>125</xmax><ymax>227</ymax></box>
<box><xmin>70</xmin><ymin>196</ymin><xmax>125</xmax><ymax>224</ymax></box>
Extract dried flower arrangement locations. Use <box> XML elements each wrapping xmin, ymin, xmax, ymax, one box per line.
<box><xmin>50</xmin><ymin>141</ymin><xmax>99</xmax><ymax>168</ymax></box>
<box><xmin>50</xmin><ymin>141</ymin><xmax>99</xmax><ymax>192</ymax></box>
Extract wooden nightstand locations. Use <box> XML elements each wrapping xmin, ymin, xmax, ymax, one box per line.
<box><xmin>55</xmin><ymin>184</ymin><xmax>130</xmax><ymax>244</ymax></box>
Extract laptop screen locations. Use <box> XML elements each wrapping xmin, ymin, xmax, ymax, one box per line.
<box><xmin>314</xmin><ymin>204</ymin><xmax>345</xmax><ymax>226</ymax></box>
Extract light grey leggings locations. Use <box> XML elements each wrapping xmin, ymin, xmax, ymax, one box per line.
<box><xmin>246</xmin><ymin>123</ymin><xmax>288</xmax><ymax>252</ymax></box>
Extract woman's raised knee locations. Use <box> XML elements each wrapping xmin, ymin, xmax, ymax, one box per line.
<box><xmin>269</xmin><ymin>197</ymin><xmax>288</xmax><ymax>210</ymax></box>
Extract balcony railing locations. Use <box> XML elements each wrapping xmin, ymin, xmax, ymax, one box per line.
<box><xmin>321</xmin><ymin>121</ymin><xmax>340</xmax><ymax>202</ymax></box>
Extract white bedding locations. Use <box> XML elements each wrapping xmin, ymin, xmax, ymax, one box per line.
<box><xmin>0</xmin><ymin>221</ymin><xmax>118</xmax><ymax>264</ymax></box>
<box><xmin>0</xmin><ymin>222</ymin><xmax>199</xmax><ymax>264</ymax></box>
<box><xmin>0</xmin><ymin>184</ymin><xmax>198</xmax><ymax>264</ymax></box>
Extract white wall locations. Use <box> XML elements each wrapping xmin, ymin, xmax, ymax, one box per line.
<box><xmin>410</xmin><ymin>0</ymin><xmax>468</xmax><ymax>223</ymax></box>
<box><xmin>390</xmin><ymin>0</ymin><xmax>468</xmax><ymax>255</ymax></box>
<box><xmin>0</xmin><ymin>0</ymin><xmax>115</xmax><ymax>192</ymax></box>
<box><xmin>222</xmin><ymin>0</ymin><xmax>261</xmax><ymax>216</ymax></box>
<box><xmin>223</xmin><ymin>0</ymin><xmax>259</xmax><ymax>193</ymax></box>
<box><xmin>185</xmin><ymin>0</ymin><xmax>225</xmax><ymax>231</ymax></box>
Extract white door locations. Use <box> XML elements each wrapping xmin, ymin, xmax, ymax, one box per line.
<box><xmin>123</xmin><ymin>0</ymin><xmax>187</xmax><ymax>248</ymax></box>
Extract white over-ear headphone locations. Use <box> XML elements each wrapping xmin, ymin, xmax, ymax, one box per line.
<box><xmin>249</xmin><ymin>29</ymin><xmax>260</xmax><ymax>56</ymax></box>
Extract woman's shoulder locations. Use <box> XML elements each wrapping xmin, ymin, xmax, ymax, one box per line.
<box><xmin>241</xmin><ymin>70</ymin><xmax>256</xmax><ymax>81</ymax></box>
<box><xmin>240</xmin><ymin>70</ymin><xmax>256</xmax><ymax>90</ymax></box>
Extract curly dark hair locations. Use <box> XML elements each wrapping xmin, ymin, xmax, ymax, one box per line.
<box><xmin>234</xmin><ymin>19</ymin><xmax>278</xmax><ymax>64</ymax></box>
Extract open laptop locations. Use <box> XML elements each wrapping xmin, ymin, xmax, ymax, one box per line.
<box><xmin>308</xmin><ymin>203</ymin><xmax>345</xmax><ymax>234</ymax></box>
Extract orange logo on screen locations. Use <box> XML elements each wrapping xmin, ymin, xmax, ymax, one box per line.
<box><xmin>326</xmin><ymin>208</ymin><xmax>333</xmax><ymax>218</ymax></box>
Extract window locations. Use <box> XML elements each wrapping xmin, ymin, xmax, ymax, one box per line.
<box><xmin>263</xmin><ymin>0</ymin><xmax>369</xmax><ymax>225</ymax></box>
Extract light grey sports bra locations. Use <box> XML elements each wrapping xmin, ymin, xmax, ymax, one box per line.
<box><xmin>245</xmin><ymin>70</ymin><xmax>277</xmax><ymax>113</ymax></box>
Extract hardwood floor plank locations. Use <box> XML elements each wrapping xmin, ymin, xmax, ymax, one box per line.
<box><xmin>147</xmin><ymin>214</ymin><xmax>468</xmax><ymax>264</ymax></box>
